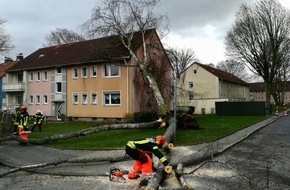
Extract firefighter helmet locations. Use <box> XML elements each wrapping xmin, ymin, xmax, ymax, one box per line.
<box><xmin>20</xmin><ymin>105</ymin><xmax>27</xmax><ymax>112</ymax></box>
<box><xmin>155</xmin><ymin>135</ymin><xmax>166</xmax><ymax>146</ymax></box>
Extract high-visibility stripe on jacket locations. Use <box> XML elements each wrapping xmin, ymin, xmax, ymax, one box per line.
<box><xmin>34</xmin><ymin>113</ymin><xmax>44</xmax><ymax>124</ymax></box>
<box><xmin>19</xmin><ymin>112</ymin><xmax>29</xmax><ymax>126</ymax></box>
<box><xmin>126</xmin><ymin>138</ymin><xmax>169</xmax><ymax>166</ymax></box>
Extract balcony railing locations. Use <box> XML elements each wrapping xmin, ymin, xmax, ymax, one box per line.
<box><xmin>2</xmin><ymin>82</ymin><xmax>25</xmax><ymax>92</ymax></box>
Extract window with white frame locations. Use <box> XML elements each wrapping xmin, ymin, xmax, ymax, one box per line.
<box><xmin>36</xmin><ymin>95</ymin><xmax>40</xmax><ymax>104</ymax></box>
<box><xmin>29</xmin><ymin>72</ymin><xmax>34</xmax><ymax>81</ymax></box>
<box><xmin>43</xmin><ymin>71</ymin><xmax>48</xmax><ymax>81</ymax></box>
<box><xmin>104</xmin><ymin>64</ymin><xmax>120</xmax><ymax>77</ymax></box>
<box><xmin>36</xmin><ymin>72</ymin><xmax>41</xmax><ymax>81</ymax></box>
<box><xmin>43</xmin><ymin>94</ymin><xmax>48</xmax><ymax>104</ymax></box>
<box><xmin>29</xmin><ymin>95</ymin><xmax>34</xmax><ymax>104</ymax></box>
<box><xmin>189</xmin><ymin>82</ymin><xmax>193</xmax><ymax>88</ymax></box>
<box><xmin>103</xmin><ymin>91</ymin><xmax>120</xmax><ymax>105</ymax></box>
<box><xmin>82</xmin><ymin>67</ymin><xmax>87</xmax><ymax>78</ymax></box>
<box><xmin>90</xmin><ymin>66</ymin><xmax>97</xmax><ymax>77</ymax></box>
<box><xmin>82</xmin><ymin>92</ymin><xmax>88</xmax><ymax>104</ymax></box>
<box><xmin>56</xmin><ymin>82</ymin><xmax>62</xmax><ymax>93</ymax></box>
<box><xmin>91</xmin><ymin>92</ymin><xmax>97</xmax><ymax>104</ymax></box>
<box><xmin>73</xmin><ymin>93</ymin><xmax>79</xmax><ymax>104</ymax></box>
<box><xmin>73</xmin><ymin>67</ymin><xmax>78</xmax><ymax>78</ymax></box>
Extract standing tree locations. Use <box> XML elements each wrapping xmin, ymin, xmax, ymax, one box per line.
<box><xmin>83</xmin><ymin>0</ymin><xmax>169</xmax><ymax>114</ymax></box>
<box><xmin>271</xmin><ymin>59</ymin><xmax>290</xmax><ymax>105</ymax></box>
<box><xmin>0</xmin><ymin>18</ymin><xmax>14</xmax><ymax>55</ymax></box>
<box><xmin>43</xmin><ymin>28</ymin><xmax>86</xmax><ymax>47</ymax></box>
<box><xmin>166</xmin><ymin>47</ymin><xmax>196</xmax><ymax>78</ymax></box>
<box><xmin>225</xmin><ymin>0</ymin><xmax>290</xmax><ymax>113</ymax></box>
<box><xmin>216</xmin><ymin>59</ymin><xmax>252</xmax><ymax>82</ymax></box>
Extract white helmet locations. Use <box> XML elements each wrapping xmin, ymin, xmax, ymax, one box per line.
<box><xmin>37</xmin><ymin>110</ymin><xmax>41</xmax><ymax>113</ymax></box>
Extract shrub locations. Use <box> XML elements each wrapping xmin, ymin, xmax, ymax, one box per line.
<box><xmin>133</xmin><ymin>110</ymin><xmax>158</xmax><ymax>123</ymax></box>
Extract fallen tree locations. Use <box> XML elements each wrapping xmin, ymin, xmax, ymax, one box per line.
<box><xmin>0</xmin><ymin>154</ymin><xmax>130</xmax><ymax>178</ymax></box>
<box><xmin>8</xmin><ymin>121</ymin><xmax>159</xmax><ymax>145</ymax></box>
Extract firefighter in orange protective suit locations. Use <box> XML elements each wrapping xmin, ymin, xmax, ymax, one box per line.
<box><xmin>125</xmin><ymin>135</ymin><xmax>170</xmax><ymax>179</ymax></box>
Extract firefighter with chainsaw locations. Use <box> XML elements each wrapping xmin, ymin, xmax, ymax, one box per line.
<box><xmin>125</xmin><ymin>135</ymin><xmax>172</xmax><ymax>179</ymax></box>
<box><xmin>18</xmin><ymin>106</ymin><xmax>30</xmax><ymax>143</ymax></box>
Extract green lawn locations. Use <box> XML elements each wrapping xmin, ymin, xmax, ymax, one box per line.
<box><xmin>28</xmin><ymin>115</ymin><xmax>266</xmax><ymax>149</ymax></box>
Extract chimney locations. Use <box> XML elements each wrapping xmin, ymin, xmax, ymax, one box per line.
<box><xmin>4</xmin><ymin>57</ymin><xmax>13</xmax><ymax>63</ymax></box>
<box><xmin>16</xmin><ymin>53</ymin><xmax>23</xmax><ymax>61</ymax></box>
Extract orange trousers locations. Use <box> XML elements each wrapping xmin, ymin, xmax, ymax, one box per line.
<box><xmin>18</xmin><ymin>125</ymin><xmax>28</xmax><ymax>140</ymax></box>
<box><xmin>128</xmin><ymin>152</ymin><xmax>152</xmax><ymax>179</ymax></box>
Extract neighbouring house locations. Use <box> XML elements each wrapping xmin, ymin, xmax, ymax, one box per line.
<box><xmin>249</xmin><ymin>82</ymin><xmax>290</xmax><ymax>105</ymax></box>
<box><xmin>0</xmin><ymin>56</ymin><xmax>19</xmax><ymax>110</ymax></box>
<box><xmin>3</xmin><ymin>29</ymin><xmax>172</xmax><ymax>121</ymax></box>
<box><xmin>177</xmin><ymin>62</ymin><xmax>250</xmax><ymax>114</ymax></box>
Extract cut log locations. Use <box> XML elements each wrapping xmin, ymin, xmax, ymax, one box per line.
<box><xmin>163</xmin><ymin>143</ymin><xmax>174</xmax><ymax>153</ymax></box>
<box><xmin>144</xmin><ymin>167</ymin><xmax>167</xmax><ymax>190</ymax></box>
<box><xmin>175</xmin><ymin>163</ymin><xmax>190</xmax><ymax>190</ymax></box>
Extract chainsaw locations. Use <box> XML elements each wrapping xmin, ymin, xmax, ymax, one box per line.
<box><xmin>109</xmin><ymin>167</ymin><xmax>126</xmax><ymax>183</ymax></box>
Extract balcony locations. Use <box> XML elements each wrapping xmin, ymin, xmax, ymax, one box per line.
<box><xmin>3</xmin><ymin>82</ymin><xmax>25</xmax><ymax>92</ymax></box>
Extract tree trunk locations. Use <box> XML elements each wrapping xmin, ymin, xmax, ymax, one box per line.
<box><xmin>0</xmin><ymin>154</ymin><xmax>130</xmax><ymax>178</ymax></box>
<box><xmin>12</xmin><ymin>121</ymin><xmax>158</xmax><ymax>145</ymax></box>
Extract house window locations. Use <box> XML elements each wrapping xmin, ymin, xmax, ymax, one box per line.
<box><xmin>82</xmin><ymin>92</ymin><xmax>88</xmax><ymax>104</ymax></box>
<box><xmin>56</xmin><ymin>82</ymin><xmax>62</xmax><ymax>93</ymax></box>
<box><xmin>189</xmin><ymin>92</ymin><xmax>194</xmax><ymax>100</ymax></box>
<box><xmin>29</xmin><ymin>95</ymin><xmax>34</xmax><ymax>104</ymax></box>
<box><xmin>36</xmin><ymin>95</ymin><xmax>40</xmax><ymax>104</ymax></box>
<box><xmin>194</xmin><ymin>70</ymin><xmax>197</xmax><ymax>74</ymax></box>
<box><xmin>104</xmin><ymin>91</ymin><xmax>120</xmax><ymax>105</ymax></box>
<box><xmin>104</xmin><ymin>64</ymin><xmax>120</xmax><ymax>77</ymax></box>
<box><xmin>189</xmin><ymin>82</ymin><xmax>193</xmax><ymax>88</ymax></box>
<box><xmin>43</xmin><ymin>71</ymin><xmax>48</xmax><ymax>81</ymax></box>
<box><xmin>56</xmin><ymin>67</ymin><xmax>62</xmax><ymax>74</ymax></box>
<box><xmin>82</xmin><ymin>67</ymin><xmax>87</xmax><ymax>78</ymax></box>
<box><xmin>29</xmin><ymin>72</ymin><xmax>34</xmax><ymax>81</ymax></box>
<box><xmin>73</xmin><ymin>93</ymin><xmax>79</xmax><ymax>104</ymax></box>
<box><xmin>17</xmin><ymin>74</ymin><xmax>23</xmax><ymax>83</ymax></box>
<box><xmin>90</xmin><ymin>66</ymin><xmax>97</xmax><ymax>77</ymax></box>
<box><xmin>17</xmin><ymin>96</ymin><xmax>22</xmax><ymax>105</ymax></box>
<box><xmin>73</xmin><ymin>67</ymin><xmax>78</xmax><ymax>78</ymax></box>
<box><xmin>43</xmin><ymin>95</ymin><xmax>48</xmax><ymax>104</ymax></box>
<box><xmin>36</xmin><ymin>72</ymin><xmax>41</xmax><ymax>81</ymax></box>
<box><xmin>91</xmin><ymin>92</ymin><xmax>97</xmax><ymax>104</ymax></box>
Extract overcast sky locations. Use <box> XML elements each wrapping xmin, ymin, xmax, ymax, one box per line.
<box><xmin>1</xmin><ymin>0</ymin><xmax>290</xmax><ymax>64</ymax></box>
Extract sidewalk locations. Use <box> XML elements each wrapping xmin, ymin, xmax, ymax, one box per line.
<box><xmin>0</xmin><ymin>114</ymin><xmax>283</xmax><ymax>177</ymax></box>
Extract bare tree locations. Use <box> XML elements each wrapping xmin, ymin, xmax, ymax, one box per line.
<box><xmin>43</xmin><ymin>28</ymin><xmax>86</xmax><ymax>47</ymax></box>
<box><xmin>0</xmin><ymin>18</ymin><xmax>14</xmax><ymax>55</ymax></box>
<box><xmin>225</xmin><ymin>0</ymin><xmax>290</xmax><ymax>113</ymax></box>
<box><xmin>216</xmin><ymin>59</ymin><xmax>251</xmax><ymax>82</ymax></box>
<box><xmin>83</xmin><ymin>0</ymin><xmax>170</xmax><ymax>114</ymax></box>
<box><xmin>271</xmin><ymin>60</ymin><xmax>290</xmax><ymax>105</ymax></box>
<box><xmin>166</xmin><ymin>47</ymin><xmax>196</xmax><ymax>78</ymax></box>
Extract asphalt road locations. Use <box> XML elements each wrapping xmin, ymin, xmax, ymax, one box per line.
<box><xmin>0</xmin><ymin>114</ymin><xmax>288</xmax><ymax>190</ymax></box>
<box><xmin>183</xmin><ymin>115</ymin><xmax>290</xmax><ymax>190</ymax></box>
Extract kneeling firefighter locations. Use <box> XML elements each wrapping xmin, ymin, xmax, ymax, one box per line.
<box><xmin>125</xmin><ymin>135</ymin><xmax>171</xmax><ymax>179</ymax></box>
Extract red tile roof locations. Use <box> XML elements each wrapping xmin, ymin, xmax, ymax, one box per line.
<box><xmin>8</xmin><ymin>29</ymin><xmax>156</xmax><ymax>72</ymax></box>
<box><xmin>194</xmin><ymin>62</ymin><xmax>249</xmax><ymax>86</ymax></box>
<box><xmin>0</xmin><ymin>61</ymin><xmax>17</xmax><ymax>77</ymax></box>
<box><xmin>249</xmin><ymin>82</ymin><xmax>290</xmax><ymax>92</ymax></box>
<box><xmin>249</xmin><ymin>82</ymin><xmax>265</xmax><ymax>92</ymax></box>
